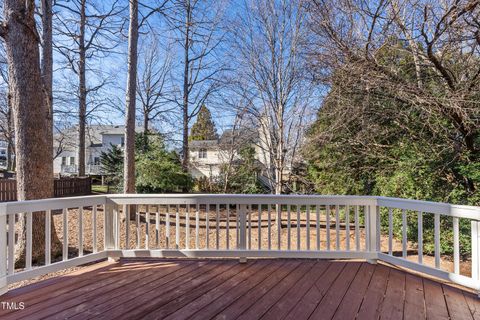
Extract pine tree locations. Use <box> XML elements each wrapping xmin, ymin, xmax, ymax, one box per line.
<box><xmin>190</xmin><ymin>105</ymin><xmax>218</xmax><ymax>141</ymax></box>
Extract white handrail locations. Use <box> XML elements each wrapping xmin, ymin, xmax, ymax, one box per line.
<box><xmin>0</xmin><ymin>194</ymin><xmax>479</xmax><ymax>296</ymax></box>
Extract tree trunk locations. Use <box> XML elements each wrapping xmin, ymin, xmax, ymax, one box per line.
<box><xmin>124</xmin><ymin>0</ymin><xmax>138</xmax><ymax>222</ymax></box>
<box><xmin>41</xmin><ymin>0</ymin><xmax>53</xmax><ymax>154</ymax></box>
<box><xmin>41</xmin><ymin>0</ymin><xmax>62</xmax><ymax>258</ymax></box>
<box><xmin>2</xmin><ymin>0</ymin><xmax>55</xmax><ymax>265</ymax></box>
<box><xmin>6</xmin><ymin>98</ymin><xmax>13</xmax><ymax>171</ymax></box>
<box><xmin>77</xmin><ymin>0</ymin><xmax>87</xmax><ymax>177</ymax></box>
<box><xmin>181</xmin><ymin>0</ymin><xmax>191</xmax><ymax>173</ymax></box>
<box><xmin>124</xmin><ymin>0</ymin><xmax>138</xmax><ymax>194</ymax></box>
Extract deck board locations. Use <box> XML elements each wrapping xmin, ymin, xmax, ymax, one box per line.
<box><xmin>0</xmin><ymin>258</ymin><xmax>477</xmax><ymax>320</ymax></box>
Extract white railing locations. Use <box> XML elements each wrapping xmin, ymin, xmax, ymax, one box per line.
<box><xmin>0</xmin><ymin>194</ymin><xmax>479</xmax><ymax>296</ymax></box>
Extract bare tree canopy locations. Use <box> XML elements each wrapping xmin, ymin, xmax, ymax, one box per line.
<box><xmin>228</xmin><ymin>0</ymin><xmax>315</xmax><ymax>194</ymax></box>
<box><xmin>305</xmin><ymin>0</ymin><xmax>480</xmax><ymax>199</ymax></box>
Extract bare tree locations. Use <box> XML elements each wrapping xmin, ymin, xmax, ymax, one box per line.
<box><xmin>229</xmin><ymin>0</ymin><xmax>313</xmax><ymax>194</ymax></box>
<box><xmin>0</xmin><ymin>0</ymin><xmax>55</xmax><ymax>263</ymax></box>
<box><xmin>167</xmin><ymin>0</ymin><xmax>226</xmax><ymax>172</ymax></box>
<box><xmin>54</xmin><ymin>0</ymin><xmax>124</xmax><ymax>176</ymax></box>
<box><xmin>137</xmin><ymin>35</ymin><xmax>175</xmax><ymax>147</ymax></box>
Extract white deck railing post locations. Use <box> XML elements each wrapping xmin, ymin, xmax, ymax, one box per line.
<box><xmin>104</xmin><ymin>202</ymin><xmax>115</xmax><ymax>253</ymax></box>
<box><xmin>367</xmin><ymin>201</ymin><xmax>379</xmax><ymax>264</ymax></box>
<box><xmin>472</xmin><ymin>221</ymin><xmax>480</xmax><ymax>285</ymax></box>
<box><xmin>239</xmin><ymin>204</ymin><xmax>247</xmax><ymax>263</ymax></box>
<box><xmin>0</xmin><ymin>214</ymin><xmax>7</xmax><ymax>296</ymax></box>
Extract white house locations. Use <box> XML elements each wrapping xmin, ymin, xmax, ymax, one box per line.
<box><xmin>53</xmin><ymin>125</ymin><xmax>141</xmax><ymax>177</ymax></box>
<box><xmin>188</xmin><ymin>128</ymin><xmax>267</xmax><ymax>180</ymax></box>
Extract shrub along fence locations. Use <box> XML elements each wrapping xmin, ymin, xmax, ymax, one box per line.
<box><xmin>0</xmin><ymin>177</ymin><xmax>92</xmax><ymax>202</ymax></box>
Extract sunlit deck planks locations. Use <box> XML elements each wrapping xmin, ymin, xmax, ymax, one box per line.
<box><xmin>0</xmin><ymin>258</ymin><xmax>478</xmax><ymax>320</ymax></box>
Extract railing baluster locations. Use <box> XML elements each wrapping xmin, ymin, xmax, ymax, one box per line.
<box><xmin>375</xmin><ymin>206</ymin><xmax>380</xmax><ymax>252</ymax></box>
<box><xmin>472</xmin><ymin>221</ymin><xmax>480</xmax><ymax>281</ymax></box>
<box><xmin>0</xmin><ymin>213</ymin><xmax>6</xmax><ymax>295</ymax></box>
<box><xmin>248</xmin><ymin>205</ymin><xmax>251</xmax><ymax>250</ymax></box>
<box><xmin>402</xmin><ymin>209</ymin><xmax>407</xmax><ymax>258</ymax></box>
<box><xmin>434</xmin><ymin>213</ymin><xmax>440</xmax><ymax>268</ymax></box>
<box><xmin>166</xmin><ymin>206</ymin><xmax>170</xmax><ymax>249</ymax></box>
<box><xmin>258</xmin><ymin>205</ymin><xmax>262</xmax><ymax>250</ymax></box>
<box><xmin>216</xmin><ymin>204</ymin><xmax>220</xmax><ymax>250</ymax></box>
<box><xmin>79</xmin><ymin>207</ymin><xmax>84</xmax><ymax>256</ymax></box>
<box><xmin>93</xmin><ymin>206</ymin><xmax>97</xmax><ymax>253</ymax></box>
<box><xmin>156</xmin><ymin>208</ymin><xmax>160</xmax><ymax>248</ymax></box>
<box><xmin>7</xmin><ymin>214</ymin><xmax>14</xmax><ymax>274</ymax></box>
<box><xmin>63</xmin><ymin>208</ymin><xmax>68</xmax><ymax>260</ymax></box>
<box><xmin>287</xmin><ymin>205</ymin><xmax>291</xmax><ymax>250</ymax></box>
<box><xmin>206</xmin><ymin>204</ymin><xmax>210</xmax><ymax>250</ymax></box>
<box><xmin>26</xmin><ymin>212</ymin><xmax>32</xmax><ymax>269</ymax></box>
<box><xmin>124</xmin><ymin>204</ymin><xmax>129</xmax><ymax>250</ymax></box>
<box><xmin>453</xmin><ymin>217</ymin><xmax>460</xmax><ymax>274</ymax></box>
<box><xmin>195</xmin><ymin>204</ymin><xmax>199</xmax><ymax>249</ymax></box>
<box><xmin>236</xmin><ymin>204</ymin><xmax>239</xmax><ymax>248</ymax></box>
<box><xmin>306</xmin><ymin>206</ymin><xmax>310</xmax><ymax>251</ymax></box>
<box><xmin>45</xmin><ymin>209</ymin><xmax>51</xmax><ymax>264</ymax></box>
<box><xmin>418</xmin><ymin>211</ymin><xmax>423</xmax><ymax>264</ymax></box>
<box><xmin>226</xmin><ymin>205</ymin><xmax>230</xmax><ymax>250</ymax></box>
<box><xmin>239</xmin><ymin>204</ymin><xmax>247</xmax><ymax>254</ymax></box>
<box><xmin>185</xmin><ymin>205</ymin><xmax>189</xmax><ymax>249</ymax></box>
<box><xmin>116</xmin><ymin>206</ymin><xmax>121</xmax><ymax>250</ymax></box>
<box><xmin>136</xmin><ymin>205</ymin><xmax>140</xmax><ymax>249</ymax></box>
<box><xmin>145</xmin><ymin>206</ymin><xmax>150</xmax><ymax>250</ymax></box>
<box><xmin>176</xmin><ymin>205</ymin><xmax>180</xmax><ymax>249</ymax></box>
<box><xmin>297</xmin><ymin>206</ymin><xmax>301</xmax><ymax>251</ymax></box>
<box><xmin>326</xmin><ymin>205</ymin><xmax>331</xmax><ymax>251</ymax></box>
<box><xmin>267</xmin><ymin>204</ymin><xmax>271</xmax><ymax>250</ymax></box>
<box><xmin>277</xmin><ymin>205</ymin><xmax>281</xmax><ymax>250</ymax></box>
<box><xmin>345</xmin><ymin>205</ymin><xmax>349</xmax><ymax>251</ymax></box>
<box><xmin>388</xmin><ymin>208</ymin><xmax>393</xmax><ymax>255</ymax></box>
<box><xmin>354</xmin><ymin>206</ymin><xmax>359</xmax><ymax>251</ymax></box>
<box><xmin>364</xmin><ymin>206</ymin><xmax>369</xmax><ymax>251</ymax></box>
<box><xmin>335</xmin><ymin>205</ymin><xmax>340</xmax><ymax>250</ymax></box>
<box><xmin>316</xmin><ymin>205</ymin><xmax>320</xmax><ymax>251</ymax></box>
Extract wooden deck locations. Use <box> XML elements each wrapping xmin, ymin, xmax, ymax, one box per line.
<box><xmin>0</xmin><ymin>259</ymin><xmax>478</xmax><ymax>320</ymax></box>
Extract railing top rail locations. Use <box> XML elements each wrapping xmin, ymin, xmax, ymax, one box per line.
<box><xmin>0</xmin><ymin>195</ymin><xmax>107</xmax><ymax>216</ymax></box>
<box><xmin>376</xmin><ymin>196</ymin><xmax>480</xmax><ymax>220</ymax></box>
<box><xmin>106</xmin><ymin>194</ymin><xmax>378</xmax><ymax>206</ymax></box>
<box><xmin>0</xmin><ymin>193</ymin><xmax>478</xmax><ymax>219</ymax></box>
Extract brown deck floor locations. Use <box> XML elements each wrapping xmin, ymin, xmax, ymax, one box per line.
<box><xmin>0</xmin><ymin>258</ymin><xmax>478</xmax><ymax>320</ymax></box>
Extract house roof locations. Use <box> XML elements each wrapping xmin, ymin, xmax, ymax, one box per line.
<box><xmin>189</xmin><ymin>140</ymin><xmax>219</xmax><ymax>149</ymax></box>
<box><xmin>189</xmin><ymin>127</ymin><xmax>259</xmax><ymax>150</ymax></box>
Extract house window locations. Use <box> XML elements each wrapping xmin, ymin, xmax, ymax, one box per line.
<box><xmin>198</xmin><ymin>148</ymin><xmax>207</xmax><ymax>159</ymax></box>
<box><xmin>121</xmin><ymin>137</ymin><xmax>125</xmax><ymax>147</ymax></box>
<box><xmin>93</xmin><ymin>157</ymin><xmax>100</xmax><ymax>165</ymax></box>
<box><xmin>69</xmin><ymin>157</ymin><xmax>75</xmax><ymax>166</ymax></box>
<box><xmin>61</xmin><ymin>157</ymin><xmax>67</xmax><ymax>165</ymax></box>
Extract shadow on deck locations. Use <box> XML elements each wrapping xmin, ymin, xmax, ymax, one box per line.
<box><xmin>0</xmin><ymin>258</ymin><xmax>478</xmax><ymax>319</ymax></box>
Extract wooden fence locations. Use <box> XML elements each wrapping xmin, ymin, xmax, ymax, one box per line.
<box><xmin>0</xmin><ymin>177</ymin><xmax>92</xmax><ymax>202</ymax></box>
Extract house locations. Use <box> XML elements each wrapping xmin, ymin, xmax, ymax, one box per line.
<box><xmin>53</xmin><ymin>125</ymin><xmax>142</xmax><ymax>177</ymax></box>
<box><xmin>189</xmin><ymin>128</ymin><xmax>269</xmax><ymax>181</ymax></box>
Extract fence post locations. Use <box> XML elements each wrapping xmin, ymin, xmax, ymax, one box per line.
<box><xmin>0</xmin><ymin>214</ymin><xmax>7</xmax><ymax>296</ymax></box>
<box><xmin>472</xmin><ymin>221</ymin><xmax>480</xmax><ymax>292</ymax></box>
<box><xmin>238</xmin><ymin>204</ymin><xmax>247</xmax><ymax>263</ymax></box>
<box><xmin>367</xmin><ymin>201</ymin><xmax>379</xmax><ymax>264</ymax></box>
<box><xmin>104</xmin><ymin>201</ymin><xmax>116</xmax><ymax>261</ymax></box>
